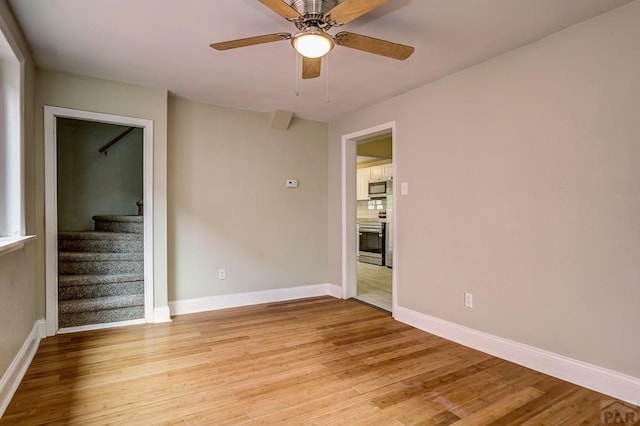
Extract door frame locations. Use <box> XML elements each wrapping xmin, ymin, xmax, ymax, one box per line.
<box><xmin>341</xmin><ymin>121</ymin><xmax>398</xmax><ymax>312</ymax></box>
<box><xmin>44</xmin><ymin>106</ymin><xmax>154</xmax><ymax>336</ymax></box>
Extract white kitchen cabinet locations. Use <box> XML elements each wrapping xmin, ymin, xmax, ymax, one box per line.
<box><xmin>382</xmin><ymin>163</ymin><xmax>393</xmax><ymax>179</ymax></box>
<box><xmin>357</xmin><ymin>168</ymin><xmax>370</xmax><ymax>201</ymax></box>
<box><xmin>369</xmin><ymin>163</ymin><xmax>393</xmax><ymax>182</ymax></box>
<box><xmin>369</xmin><ymin>165</ymin><xmax>384</xmax><ymax>181</ymax></box>
<box><xmin>357</xmin><ymin>162</ymin><xmax>393</xmax><ymax>201</ymax></box>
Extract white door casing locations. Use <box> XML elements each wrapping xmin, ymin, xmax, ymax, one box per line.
<box><xmin>43</xmin><ymin>106</ymin><xmax>154</xmax><ymax>336</ymax></box>
<box><xmin>341</xmin><ymin>121</ymin><xmax>398</xmax><ymax>312</ymax></box>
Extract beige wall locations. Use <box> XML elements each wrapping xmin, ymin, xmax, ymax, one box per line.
<box><xmin>168</xmin><ymin>96</ymin><xmax>328</xmax><ymax>300</ymax></box>
<box><xmin>0</xmin><ymin>0</ymin><xmax>37</xmax><ymax>382</ymax></box>
<box><xmin>329</xmin><ymin>1</ymin><xmax>640</xmax><ymax>377</ymax></box>
<box><xmin>35</xmin><ymin>70</ymin><xmax>169</xmax><ymax>310</ymax></box>
<box><xmin>57</xmin><ymin>119</ymin><xmax>143</xmax><ymax>231</ymax></box>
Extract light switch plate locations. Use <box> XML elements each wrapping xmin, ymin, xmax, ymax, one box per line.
<box><xmin>286</xmin><ymin>179</ymin><xmax>298</xmax><ymax>188</ymax></box>
<box><xmin>464</xmin><ymin>292</ymin><xmax>473</xmax><ymax>308</ymax></box>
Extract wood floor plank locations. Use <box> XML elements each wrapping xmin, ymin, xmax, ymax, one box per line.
<box><xmin>357</xmin><ymin>261</ymin><xmax>392</xmax><ymax>311</ymax></box>
<box><xmin>450</xmin><ymin>386</ymin><xmax>545</xmax><ymax>425</ymax></box>
<box><xmin>0</xmin><ymin>297</ymin><xmax>626</xmax><ymax>424</ymax></box>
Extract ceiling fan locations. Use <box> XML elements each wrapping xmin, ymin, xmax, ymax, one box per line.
<box><xmin>210</xmin><ymin>0</ymin><xmax>414</xmax><ymax>79</ymax></box>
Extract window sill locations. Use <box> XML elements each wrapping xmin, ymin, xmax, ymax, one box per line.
<box><xmin>0</xmin><ymin>235</ymin><xmax>36</xmax><ymax>257</ymax></box>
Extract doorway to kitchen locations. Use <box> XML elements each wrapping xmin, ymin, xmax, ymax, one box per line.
<box><xmin>341</xmin><ymin>122</ymin><xmax>397</xmax><ymax>313</ymax></box>
<box><xmin>356</xmin><ymin>134</ymin><xmax>393</xmax><ymax>311</ymax></box>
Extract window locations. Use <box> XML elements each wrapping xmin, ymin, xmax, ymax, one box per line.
<box><xmin>0</xmin><ymin>16</ymin><xmax>30</xmax><ymax>254</ymax></box>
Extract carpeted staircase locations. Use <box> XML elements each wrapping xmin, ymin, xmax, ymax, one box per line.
<box><xmin>58</xmin><ymin>215</ymin><xmax>144</xmax><ymax>328</ymax></box>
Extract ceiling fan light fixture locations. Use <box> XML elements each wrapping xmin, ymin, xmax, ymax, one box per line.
<box><xmin>291</xmin><ymin>28</ymin><xmax>334</xmax><ymax>58</ymax></box>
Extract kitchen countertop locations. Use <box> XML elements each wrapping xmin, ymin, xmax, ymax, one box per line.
<box><xmin>357</xmin><ymin>218</ymin><xmax>387</xmax><ymax>223</ymax></box>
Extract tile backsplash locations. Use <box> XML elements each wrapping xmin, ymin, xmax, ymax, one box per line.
<box><xmin>357</xmin><ymin>200</ymin><xmax>381</xmax><ymax>219</ymax></box>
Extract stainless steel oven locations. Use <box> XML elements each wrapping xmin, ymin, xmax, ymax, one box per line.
<box><xmin>358</xmin><ymin>222</ymin><xmax>385</xmax><ymax>266</ymax></box>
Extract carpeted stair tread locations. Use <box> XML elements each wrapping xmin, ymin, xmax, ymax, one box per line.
<box><xmin>93</xmin><ymin>215</ymin><xmax>143</xmax><ymax>234</ymax></box>
<box><xmin>59</xmin><ymin>306</ymin><xmax>144</xmax><ymax>328</ymax></box>
<box><xmin>58</xmin><ymin>261</ymin><xmax>143</xmax><ymax>275</ymax></box>
<box><xmin>93</xmin><ymin>215</ymin><xmax>143</xmax><ymax>223</ymax></box>
<box><xmin>59</xmin><ymin>238</ymin><xmax>142</xmax><ymax>253</ymax></box>
<box><xmin>59</xmin><ymin>281</ymin><xmax>143</xmax><ymax>301</ymax></box>
<box><xmin>59</xmin><ymin>231</ymin><xmax>142</xmax><ymax>240</ymax></box>
<box><xmin>59</xmin><ymin>294</ymin><xmax>144</xmax><ymax>314</ymax></box>
<box><xmin>58</xmin><ymin>273</ymin><xmax>144</xmax><ymax>287</ymax></box>
<box><xmin>58</xmin><ymin>251</ymin><xmax>143</xmax><ymax>274</ymax></box>
<box><xmin>58</xmin><ymin>252</ymin><xmax>144</xmax><ymax>262</ymax></box>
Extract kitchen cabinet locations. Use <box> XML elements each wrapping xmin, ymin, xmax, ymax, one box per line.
<box><xmin>357</xmin><ymin>168</ymin><xmax>370</xmax><ymax>201</ymax></box>
<box><xmin>369</xmin><ymin>165</ymin><xmax>384</xmax><ymax>181</ymax></box>
<box><xmin>357</xmin><ymin>162</ymin><xmax>393</xmax><ymax>201</ymax></box>
<box><xmin>382</xmin><ymin>163</ymin><xmax>393</xmax><ymax>179</ymax></box>
<box><xmin>369</xmin><ymin>163</ymin><xmax>393</xmax><ymax>182</ymax></box>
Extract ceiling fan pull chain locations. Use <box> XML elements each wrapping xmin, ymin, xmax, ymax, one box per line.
<box><xmin>325</xmin><ymin>54</ymin><xmax>330</xmax><ymax>104</ymax></box>
<box><xmin>295</xmin><ymin>51</ymin><xmax>300</xmax><ymax>97</ymax></box>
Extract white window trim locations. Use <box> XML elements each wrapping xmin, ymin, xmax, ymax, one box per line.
<box><xmin>1</xmin><ymin>10</ymin><xmax>30</xmax><ymax>241</ymax></box>
<box><xmin>0</xmin><ymin>235</ymin><xmax>35</xmax><ymax>257</ymax></box>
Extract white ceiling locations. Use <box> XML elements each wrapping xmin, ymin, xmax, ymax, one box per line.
<box><xmin>8</xmin><ymin>0</ymin><xmax>634</xmax><ymax>122</ymax></box>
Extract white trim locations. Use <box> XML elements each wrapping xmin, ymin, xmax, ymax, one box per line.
<box><xmin>43</xmin><ymin>108</ymin><xmax>58</xmax><ymax>336</ymax></box>
<box><xmin>340</xmin><ymin>134</ymin><xmax>354</xmax><ymax>300</ymax></box>
<box><xmin>153</xmin><ymin>306</ymin><xmax>172</xmax><ymax>323</ymax></box>
<box><xmin>44</xmin><ymin>106</ymin><xmax>155</xmax><ymax>336</ymax></box>
<box><xmin>0</xmin><ymin>14</ymin><xmax>26</xmax><ymax>238</ymax></box>
<box><xmin>325</xmin><ymin>283</ymin><xmax>343</xmax><ymax>299</ymax></box>
<box><xmin>394</xmin><ymin>305</ymin><xmax>640</xmax><ymax>406</ymax></box>
<box><xmin>0</xmin><ymin>8</ymin><xmax>25</xmax><ymax>62</ymax></box>
<box><xmin>169</xmin><ymin>284</ymin><xmax>342</xmax><ymax>316</ymax></box>
<box><xmin>0</xmin><ymin>235</ymin><xmax>35</xmax><ymax>257</ymax></box>
<box><xmin>340</xmin><ymin>122</ymin><xmax>398</xmax><ymax>311</ymax></box>
<box><xmin>142</xmin><ymin>122</ymin><xmax>154</xmax><ymax>323</ymax></box>
<box><xmin>0</xmin><ymin>319</ymin><xmax>46</xmax><ymax>417</ymax></box>
<box><xmin>57</xmin><ymin>318</ymin><xmax>146</xmax><ymax>334</ymax></box>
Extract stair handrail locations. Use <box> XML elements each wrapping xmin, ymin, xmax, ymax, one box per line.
<box><xmin>98</xmin><ymin>127</ymin><xmax>136</xmax><ymax>155</ymax></box>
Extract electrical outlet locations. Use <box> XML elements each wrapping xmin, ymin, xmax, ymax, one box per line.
<box><xmin>218</xmin><ymin>269</ymin><xmax>226</xmax><ymax>280</ymax></box>
<box><xmin>464</xmin><ymin>292</ymin><xmax>473</xmax><ymax>308</ymax></box>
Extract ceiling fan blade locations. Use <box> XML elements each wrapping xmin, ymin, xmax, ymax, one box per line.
<box><xmin>302</xmin><ymin>56</ymin><xmax>321</xmax><ymax>79</ymax></box>
<box><xmin>326</xmin><ymin>0</ymin><xmax>388</xmax><ymax>25</ymax></box>
<box><xmin>210</xmin><ymin>33</ymin><xmax>291</xmax><ymax>50</ymax></box>
<box><xmin>258</xmin><ymin>0</ymin><xmax>302</xmax><ymax>20</ymax></box>
<box><xmin>334</xmin><ymin>32</ymin><xmax>414</xmax><ymax>60</ymax></box>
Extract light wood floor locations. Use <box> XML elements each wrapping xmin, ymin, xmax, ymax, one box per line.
<box><xmin>2</xmin><ymin>297</ymin><xmax>612</xmax><ymax>425</ymax></box>
<box><xmin>357</xmin><ymin>261</ymin><xmax>392</xmax><ymax>311</ymax></box>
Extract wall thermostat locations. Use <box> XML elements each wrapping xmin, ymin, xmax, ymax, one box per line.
<box><xmin>286</xmin><ymin>179</ymin><xmax>298</xmax><ymax>188</ymax></box>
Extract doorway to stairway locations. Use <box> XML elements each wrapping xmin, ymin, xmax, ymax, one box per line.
<box><xmin>44</xmin><ymin>107</ymin><xmax>154</xmax><ymax>335</ymax></box>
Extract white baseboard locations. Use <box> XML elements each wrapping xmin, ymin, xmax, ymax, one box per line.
<box><xmin>0</xmin><ymin>319</ymin><xmax>46</xmax><ymax>417</ymax></box>
<box><xmin>324</xmin><ymin>283</ymin><xmax>343</xmax><ymax>299</ymax></box>
<box><xmin>153</xmin><ymin>306</ymin><xmax>172</xmax><ymax>323</ymax></box>
<box><xmin>394</xmin><ymin>306</ymin><xmax>640</xmax><ymax>406</ymax></box>
<box><xmin>54</xmin><ymin>309</ymin><xmax>172</xmax><ymax>335</ymax></box>
<box><xmin>169</xmin><ymin>283</ymin><xmax>342</xmax><ymax>316</ymax></box>
<box><xmin>57</xmin><ymin>318</ymin><xmax>147</xmax><ymax>334</ymax></box>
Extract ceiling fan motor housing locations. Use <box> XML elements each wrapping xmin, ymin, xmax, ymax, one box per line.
<box><xmin>290</xmin><ymin>0</ymin><xmax>340</xmax><ymax>16</ymax></box>
<box><xmin>290</xmin><ymin>0</ymin><xmax>343</xmax><ymax>30</ymax></box>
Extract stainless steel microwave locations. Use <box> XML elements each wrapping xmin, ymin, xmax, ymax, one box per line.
<box><xmin>368</xmin><ymin>180</ymin><xmax>391</xmax><ymax>198</ymax></box>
